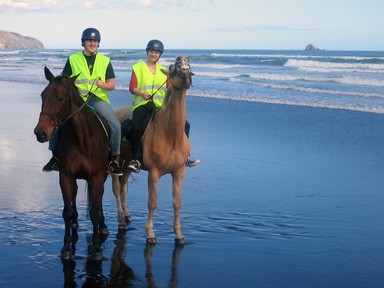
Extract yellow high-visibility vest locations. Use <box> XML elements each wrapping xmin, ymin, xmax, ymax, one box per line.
<box><xmin>131</xmin><ymin>61</ymin><xmax>167</xmax><ymax>111</ymax></box>
<box><xmin>69</xmin><ymin>51</ymin><xmax>110</xmax><ymax>103</ymax></box>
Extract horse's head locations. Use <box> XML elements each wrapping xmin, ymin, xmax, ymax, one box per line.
<box><xmin>33</xmin><ymin>67</ymin><xmax>78</xmax><ymax>143</ymax></box>
<box><xmin>165</xmin><ymin>55</ymin><xmax>194</xmax><ymax>90</ymax></box>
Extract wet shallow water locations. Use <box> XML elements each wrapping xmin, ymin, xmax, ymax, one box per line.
<box><xmin>1</xmin><ymin>82</ymin><xmax>384</xmax><ymax>287</ymax></box>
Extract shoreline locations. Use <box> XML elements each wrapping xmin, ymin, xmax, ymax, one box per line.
<box><xmin>3</xmin><ymin>79</ymin><xmax>383</xmax><ymax>115</ymax></box>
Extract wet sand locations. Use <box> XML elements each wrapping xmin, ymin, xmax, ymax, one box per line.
<box><xmin>1</xmin><ymin>81</ymin><xmax>384</xmax><ymax>287</ymax></box>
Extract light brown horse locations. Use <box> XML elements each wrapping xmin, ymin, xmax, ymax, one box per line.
<box><xmin>113</xmin><ymin>55</ymin><xmax>194</xmax><ymax>245</ymax></box>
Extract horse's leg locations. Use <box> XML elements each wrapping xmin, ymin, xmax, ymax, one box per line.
<box><xmin>60</xmin><ymin>175</ymin><xmax>78</xmax><ymax>259</ymax></box>
<box><xmin>120</xmin><ymin>173</ymin><xmax>132</xmax><ymax>225</ymax></box>
<box><xmin>112</xmin><ymin>175</ymin><xmax>124</xmax><ymax>228</ymax></box>
<box><xmin>120</xmin><ymin>141</ymin><xmax>133</xmax><ymax>226</ymax></box>
<box><xmin>99</xmin><ymin>200</ymin><xmax>109</xmax><ymax>236</ymax></box>
<box><xmin>88</xmin><ymin>176</ymin><xmax>107</xmax><ymax>260</ymax></box>
<box><xmin>145</xmin><ymin>172</ymin><xmax>159</xmax><ymax>244</ymax></box>
<box><xmin>112</xmin><ymin>174</ymin><xmax>131</xmax><ymax>230</ymax></box>
<box><xmin>71</xmin><ymin>187</ymin><xmax>79</xmax><ymax>230</ymax></box>
<box><xmin>172</xmin><ymin>170</ymin><xmax>185</xmax><ymax>245</ymax></box>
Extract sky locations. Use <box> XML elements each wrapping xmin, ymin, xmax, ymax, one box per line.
<box><xmin>0</xmin><ymin>0</ymin><xmax>383</xmax><ymax>51</ymax></box>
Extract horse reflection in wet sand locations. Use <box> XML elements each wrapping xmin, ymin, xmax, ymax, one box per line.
<box><xmin>61</xmin><ymin>231</ymin><xmax>184</xmax><ymax>287</ymax></box>
<box><xmin>34</xmin><ymin>67</ymin><xmax>110</xmax><ymax>260</ymax></box>
<box><xmin>114</xmin><ymin>55</ymin><xmax>194</xmax><ymax>245</ymax></box>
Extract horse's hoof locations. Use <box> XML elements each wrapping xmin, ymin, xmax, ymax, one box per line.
<box><xmin>92</xmin><ymin>251</ymin><xmax>103</xmax><ymax>261</ymax></box>
<box><xmin>118</xmin><ymin>223</ymin><xmax>127</xmax><ymax>231</ymax></box>
<box><xmin>100</xmin><ymin>227</ymin><xmax>109</xmax><ymax>236</ymax></box>
<box><xmin>175</xmin><ymin>237</ymin><xmax>185</xmax><ymax>246</ymax></box>
<box><xmin>61</xmin><ymin>250</ymin><xmax>73</xmax><ymax>260</ymax></box>
<box><xmin>146</xmin><ymin>237</ymin><xmax>157</xmax><ymax>245</ymax></box>
<box><xmin>124</xmin><ymin>215</ymin><xmax>132</xmax><ymax>224</ymax></box>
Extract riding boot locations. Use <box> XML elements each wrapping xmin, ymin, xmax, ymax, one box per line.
<box><xmin>186</xmin><ymin>154</ymin><xmax>201</xmax><ymax>167</ymax></box>
<box><xmin>128</xmin><ymin>142</ymin><xmax>142</xmax><ymax>173</ymax></box>
<box><xmin>107</xmin><ymin>155</ymin><xmax>124</xmax><ymax>176</ymax></box>
<box><xmin>128</xmin><ymin>127</ymin><xmax>143</xmax><ymax>173</ymax></box>
<box><xmin>42</xmin><ymin>148</ymin><xmax>59</xmax><ymax>172</ymax></box>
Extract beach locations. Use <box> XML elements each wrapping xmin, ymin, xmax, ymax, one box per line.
<box><xmin>1</xmin><ymin>81</ymin><xmax>384</xmax><ymax>287</ymax></box>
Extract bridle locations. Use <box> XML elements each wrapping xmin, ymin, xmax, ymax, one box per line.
<box><xmin>170</xmin><ymin>56</ymin><xmax>194</xmax><ymax>88</ymax></box>
<box><xmin>149</xmin><ymin>56</ymin><xmax>193</xmax><ymax>102</ymax></box>
<box><xmin>39</xmin><ymin>77</ymin><xmax>98</xmax><ymax>129</ymax></box>
<box><xmin>148</xmin><ymin>56</ymin><xmax>194</xmax><ymax>120</ymax></box>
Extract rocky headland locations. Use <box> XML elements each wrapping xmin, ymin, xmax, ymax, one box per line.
<box><xmin>0</xmin><ymin>30</ymin><xmax>44</xmax><ymax>49</ymax></box>
<box><xmin>304</xmin><ymin>43</ymin><xmax>325</xmax><ymax>51</ymax></box>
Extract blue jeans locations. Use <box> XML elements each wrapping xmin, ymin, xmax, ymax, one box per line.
<box><xmin>88</xmin><ymin>97</ymin><xmax>121</xmax><ymax>156</ymax></box>
<box><xmin>48</xmin><ymin>96</ymin><xmax>121</xmax><ymax>156</ymax></box>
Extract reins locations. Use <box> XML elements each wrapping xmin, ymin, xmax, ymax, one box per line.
<box><xmin>148</xmin><ymin>66</ymin><xmax>178</xmax><ymax>101</ymax></box>
<box><xmin>41</xmin><ymin>78</ymin><xmax>99</xmax><ymax>129</ymax></box>
<box><xmin>148</xmin><ymin>67</ymin><xmax>180</xmax><ymax>119</ymax></box>
<box><xmin>57</xmin><ymin>86</ymin><xmax>98</xmax><ymax>129</ymax></box>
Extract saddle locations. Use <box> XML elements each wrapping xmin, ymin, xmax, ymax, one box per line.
<box><xmin>89</xmin><ymin>106</ymin><xmax>111</xmax><ymax>142</ymax></box>
<box><xmin>121</xmin><ymin>103</ymin><xmax>155</xmax><ymax>143</ymax></box>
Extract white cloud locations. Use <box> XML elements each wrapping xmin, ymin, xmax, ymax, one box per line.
<box><xmin>0</xmin><ymin>0</ymin><xmax>178</xmax><ymax>12</ymax></box>
<box><xmin>83</xmin><ymin>0</ymin><xmax>95</xmax><ymax>9</ymax></box>
<box><xmin>140</xmin><ymin>0</ymin><xmax>152</xmax><ymax>6</ymax></box>
<box><xmin>0</xmin><ymin>0</ymin><xmax>58</xmax><ymax>12</ymax></box>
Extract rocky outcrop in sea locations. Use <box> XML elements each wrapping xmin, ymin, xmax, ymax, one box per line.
<box><xmin>304</xmin><ymin>43</ymin><xmax>324</xmax><ymax>51</ymax></box>
<box><xmin>0</xmin><ymin>30</ymin><xmax>44</xmax><ymax>49</ymax></box>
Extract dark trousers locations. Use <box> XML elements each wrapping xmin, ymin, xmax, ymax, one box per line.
<box><xmin>130</xmin><ymin>102</ymin><xmax>190</xmax><ymax>160</ymax></box>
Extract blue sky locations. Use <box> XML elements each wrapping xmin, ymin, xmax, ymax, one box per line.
<box><xmin>0</xmin><ymin>0</ymin><xmax>383</xmax><ymax>51</ymax></box>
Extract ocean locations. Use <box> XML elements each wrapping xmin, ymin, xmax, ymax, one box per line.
<box><xmin>1</xmin><ymin>48</ymin><xmax>384</xmax><ymax>113</ymax></box>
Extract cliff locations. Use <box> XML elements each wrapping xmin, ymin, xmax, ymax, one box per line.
<box><xmin>0</xmin><ymin>30</ymin><xmax>44</xmax><ymax>49</ymax></box>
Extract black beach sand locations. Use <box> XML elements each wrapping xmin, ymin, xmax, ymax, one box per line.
<box><xmin>0</xmin><ymin>81</ymin><xmax>384</xmax><ymax>287</ymax></box>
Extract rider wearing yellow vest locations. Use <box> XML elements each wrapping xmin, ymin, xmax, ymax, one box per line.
<box><xmin>69</xmin><ymin>51</ymin><xmax>110</xmax><ymax>103</ymax></box>
<box><xmin>127</xmin><ymin>39</ymin><xmax>200</xmax><ymax>173</ymax></box>
<box><xmin>131</xmin><ymin>61</ymin><xmax>167</xmax><ymax>111</ymax></box>
<box><xmin>42</xmin><ymin>28</ymin><xmax>124</xmax><ymax>176</ymax></box>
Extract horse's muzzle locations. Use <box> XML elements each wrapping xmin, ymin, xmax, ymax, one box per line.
<box><xmin>34</xmin><ymin>126</ymin><xmax>50</xmax><ymax>143</ymax></box>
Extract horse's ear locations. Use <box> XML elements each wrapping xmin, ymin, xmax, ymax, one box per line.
<box><xmin>68</xmin><ymin>73</ymin><xmax>80</xmax><ymax>85</ymax></box>
<box><xmin>160</xmin><ymin>68</ymin><xmax>169</xmax><ymax>76</ymax></box>
<box><xmin>44</xmin><ymin>66</ymin><xmax>55</xmax><ymax>82</ymax></box>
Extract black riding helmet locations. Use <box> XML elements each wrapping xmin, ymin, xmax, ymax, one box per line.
<box><xmin>81</xmin><ymin>28</ymin><xmax>101</xmax><ymax>47</ymax></box>
<box><xmin>146</xmin><ymin>39</ymin><xmax>164</xmax><ymax>55</ymax></box>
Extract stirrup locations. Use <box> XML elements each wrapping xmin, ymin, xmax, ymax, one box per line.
<box><xmin>186</xmin><ymin>157</ymin><xmax>200</xmax><ymax>167</ymax></box>
<box><xmin>107</xmin><ymin>160</ymin><xmax>124</xmax><ymax>176</ymax></box>
<box><xmin>128</xmin><ymin>160</ymin><xmax>141</xmax><ymax>173</ymax></box>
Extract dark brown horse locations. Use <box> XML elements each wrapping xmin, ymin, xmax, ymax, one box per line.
<box><xmin>34</xmin><ymin>67</ymin><xmax>110</xmax><ymax>260</ymax></box>
<box><xmin>113</xmin><ymin>55</ymin><xmax>194</xmax><ymax>245</ymax></box>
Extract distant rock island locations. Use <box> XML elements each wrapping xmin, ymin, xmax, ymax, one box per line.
<box><xmin>0</xmin><ymin>30</ymin><xmax>44</xmax><ymax>49</ymax></box>
<box><xmin>304</xmin><ymin>43</ymin><xmax>324</xmax><ymax>51</ymax></box>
